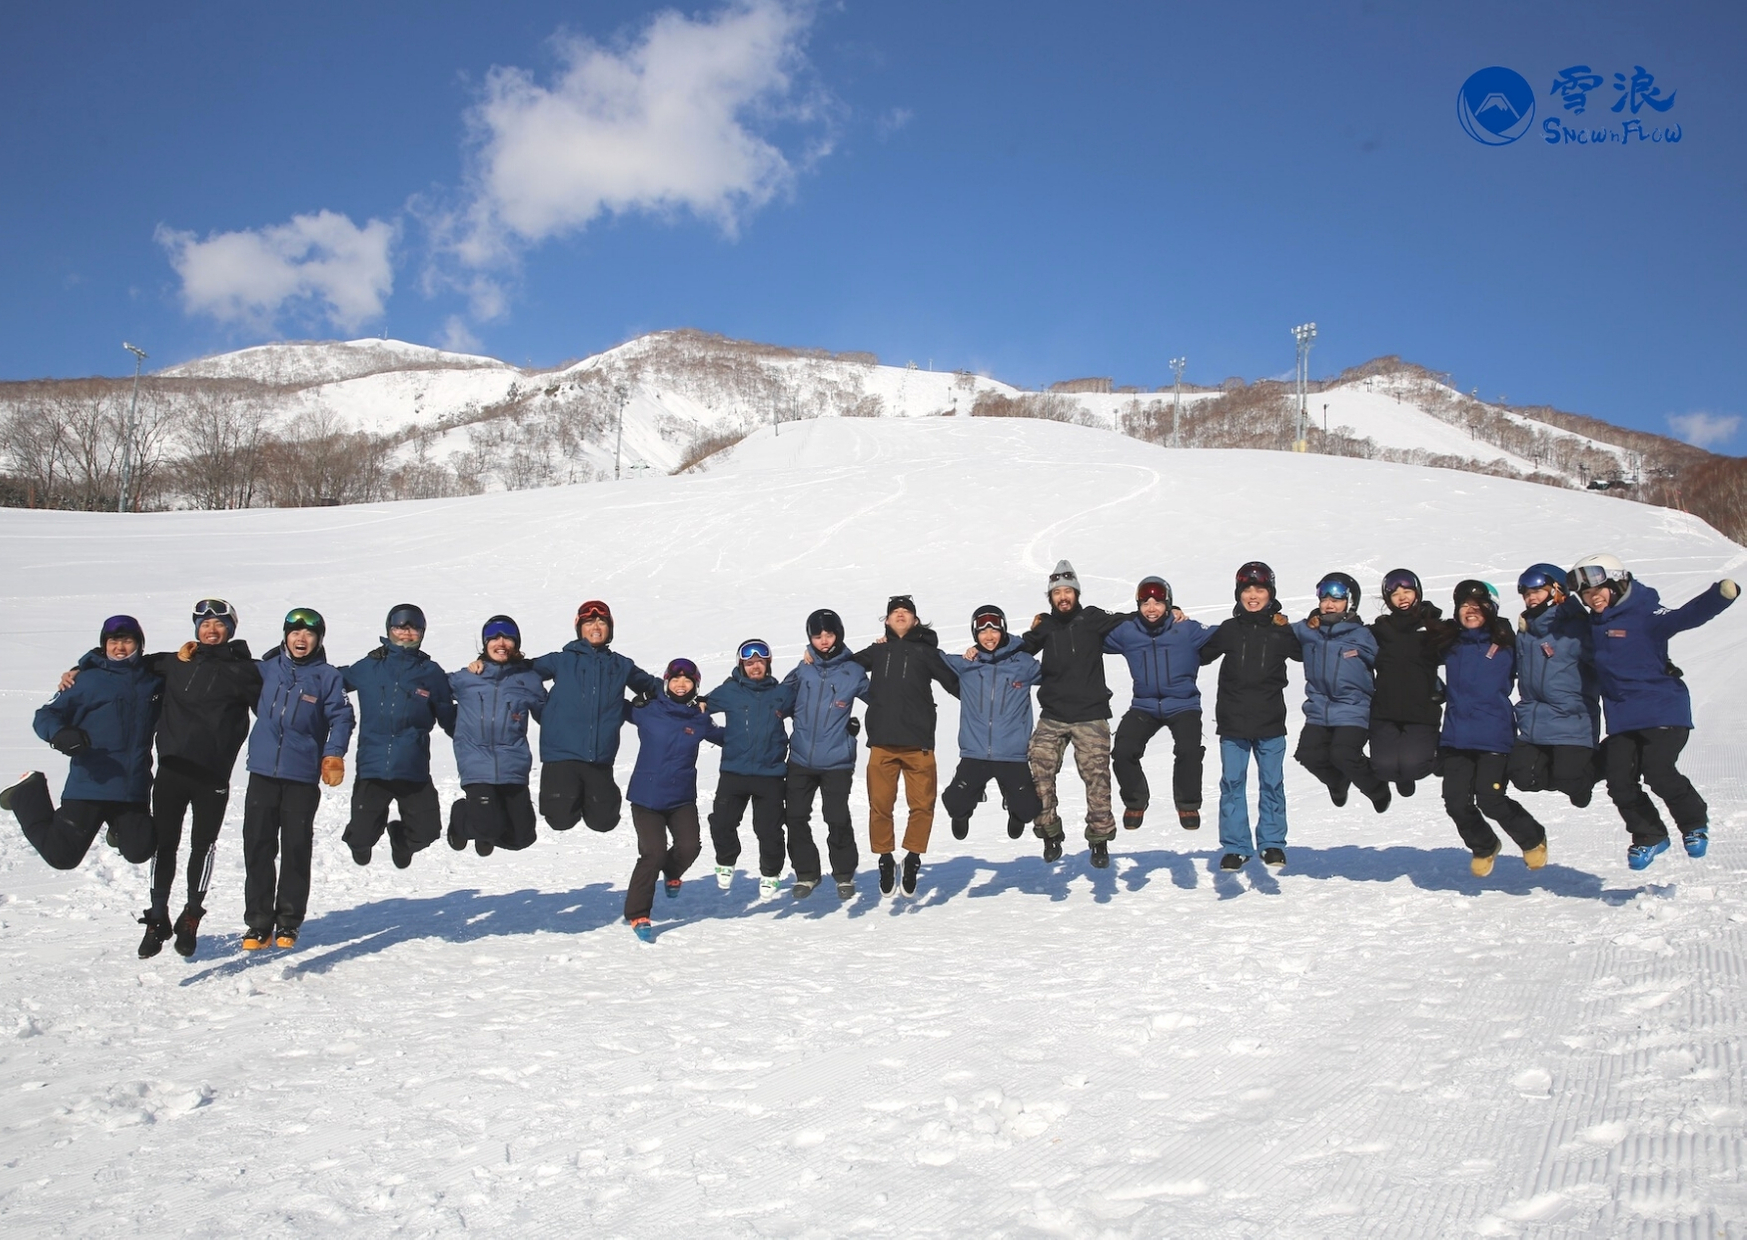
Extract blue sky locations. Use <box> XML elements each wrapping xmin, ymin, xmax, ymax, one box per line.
<box><xmin>2</xmin><ymin>1</ymin><xmax>1742</xmax><ymax>447</ymax></box>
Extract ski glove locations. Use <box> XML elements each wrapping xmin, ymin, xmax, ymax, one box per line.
<box><xmin>178</xmin><ymin>641</ymin><xmax>199</xmax><ymax>662</ymax></box>
<box><xmin>50</xmin><ymin>727</ymin><xmax>91</xmax><ymax>755</ymax></box>
<box><xmin>320</xmin><ymin>756</ymin><xmax>346</xmax><ymax>787</ymax></box>
<box><xmin>847</xmin><ymin>717</ymin><xmax>861</xmax><ymax>737</ymax></box>
<box><xmin>1723</xmin><ymin>579</ymin><xmax>1740</xmax><ymax>601</ymax></box>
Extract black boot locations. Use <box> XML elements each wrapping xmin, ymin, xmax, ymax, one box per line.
<box><xmin>901</xmin><ymin>851</ymin><xmax>922</xmax><ymax>896</ymax></box>
<box><xmin>0</xmin><ymin>771</ymin><xmax>51</xmax><ymax>825</ymax></box>
<box><xmin>950</xmin><ymin>817</ymin><xmax>970</xmax><ymax>840</ymax></box>
<box><xmin>137</xmin><ymin>910</ymin><xmax>172</xmax><ymax>959</ymax></box>
<box><xmin>172</xmin><ymin>904</ymin><xmax>204</xmax><ymax>959</ymax></box>
<box><xmin>1042</xmin><ymin>834</ymin><xmax>1064</xmax><ymax>863</ymax></box>
<box><xmin>1006</xmin><ymin>814</ymin><xmax>1027</xmax><ymax>839</ymax></box>
<box><xmin>1089</xmin><ymin>839</ymin><xmax>1110</xmax><ymax>868</ymax></box>
<box><xmin>878</xmin><ymin>853</ymin><xmax>896</xmax><ymax>895</ymax></box>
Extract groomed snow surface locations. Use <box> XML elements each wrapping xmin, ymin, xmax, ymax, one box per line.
<box><xmin>1</xmin><ymin>418</ymin><xmax>1743</xmax><ymax>1238</ymax></box>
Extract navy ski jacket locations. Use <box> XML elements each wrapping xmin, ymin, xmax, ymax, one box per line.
<box><xmin>625</xmin><ymin>693</ymin><xmax>725</xmax><ymax>811</ymax></box>
<box><xmin>782</xmin><ymin>646</ymin><xmax>868</xmax><ymax>771</ymax></box>
<box><xmin>1513</xmin><ymin>598</ymin><xmax>1599</xmax><ymax>747</ymax></box>
<box><xmin>948</xmin><ymin>636</ymin><xmax>1042</xmax><ymax>762</ymax></box>
<box><xmin>532</xmin><ymin>640</ymin><xmax>660</xmax><ymax>765</ymax></box>
<box><xmin>1291</xmin><ymin>612</ymin><xmax>1378</xmax><ymax>729</ymax></box>
<box><xmin>34</xmin><ymin>650</ymin><xmax>161</xmax><ymax>803</ymax></box>
<box><xmin>449</xmin><ymin>658</ymin><xmax>548</xmax><ymax>786</ymax></box>
<box><xmin>1587</xmin><ymin>581</ymin><xmax>1735</xmax><ymax>733</ymax></box>
<box><xmin>246</xmin><ymin>645</ymin><xmax>356</xmax><ymax>784</ymax></box>
<box><xmin>343</xmin><ymin>641</ymin><xmax>457</xmax><ymax>782</ymax></box>
<box><xmin>1439</xmin><ymin>625</ymin><xmax>1517</xmax><ymax>754</ymax></box>
<box><xmin>1103</xmin><ymin>612</ymin><xmax>1214</xmax><ymax>719</ymax></box>
<box><xmin>705</xmin><ymin>666</ymin><xmax>796</xmax><ymax>778</ymax></box>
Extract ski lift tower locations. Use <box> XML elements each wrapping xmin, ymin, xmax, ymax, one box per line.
<box><xmin>118</xmin><ymin>342</ymin><xmax>148</xmax><ymax>512</ymax></box>
<box><xmin>1169</xmin><ymin>356</ymin><xmax>1186</xmax><ymax>449</ymax></box>
<box><xmin>1291</xmin><ymin>323</ymin><xmax>1316</xmax><ymax>452</ymax></box>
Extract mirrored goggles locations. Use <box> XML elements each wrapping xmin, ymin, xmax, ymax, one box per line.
<box><xmin>192</xmin><ymin>598</ymin><xmax>236</xmax><ymax>622</ymax></box>
<box><xmin>283</xmin><ymin>607</ymin><xmax>324</xmax><ymax>633</ymax></box>
<box><xmin>737</xmin><ymin>640</ymin><xmax>772</xmax><ymax>662</ymax></box>
<box><xmin>1135</xmin><ymin>581</ymin><xmax>1170</xmax><ymax>604</ymax></box>
<box><xmin>973</xmin><ymin>611</ymin><xmax>1006</xmax><ymax>633</ymax></box>
<box><xmin>481</xmin><ymin>619</ymin><xmax>520</xmax><ymax>643</ymax></box>
<box><xmin>1569</xmin><ymin>564</ymin><xmax>1612</xmax><ymax>590</ymax></box>
<box><xmin>1316</xmin><ymin>577</ymin><xmax>1353</xmax><ymax>600</ymax></box>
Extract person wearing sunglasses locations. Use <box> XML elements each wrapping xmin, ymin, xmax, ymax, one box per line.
<box><xmin>446</xmin><ymin>615</ymin><xmax>547</xmax><ymax>856</ymax></box>
<box><xmin>941</xmin><ymin>605</ymin><xmax>1044</xmax><ymax>842</ymax></box>
<box><xmin>50</xmin><ymin>599</ymin><xmax>264</xmax><ymax>960</ymax></box>
<box><xmin>623</xmin><ymin>658</ymin><xmax>726</xmax><ymax>942</ymax></box>
<box><xmin>1504</xmin><ymin>564</ymin><xmax>1601</xmax><ymax>811</ymax></box>
<box><xmin>1571</xmin><ymin>552</ymin><xmax>1738</xmax><ymax>870</ymax></box>
<box><xmin>703</xmin><ymin>638</ymin><xmax>798</xmax><ymax>897</ymax></box>
<box><xmin>525</xmin><ymin>599</ymin><xmax>661</xmax><ymax>836</ymax></box>
<box><xmin>852</xmin><ymin>595</ymin><xmax>960</xmax><ymax>896</ymax></box>
<box><xmin>1197</xmin><ymin>561</ymin><xmax>1303</xmax><ymax>872</ymax></box>
<box><xmin>1103</xmin><ymin>577</ymin><xmax>1214</xmax><ymax>833</ymax></box>
<box><xmin>1018</xmin><ymin>560</ymin><xmax>1130</xmax><ymax>868</ymax></box>
<box><xmin>781</xmin><ymin>608</ymin><xmax>869</xmax><ymax>900</ymax></box>
<box><xmin>2</xmin><ymin>616</ymin><xmax>161</xmax><ymax>942</ymax></box>
<box><xmin>1292</xmin><ymin>573</ymin><xmax>1391</xmax><ymax>816</ymax></box>
<box><xmin>1367</xmin><ymin>568</ymin><xmax>1444</xmax><ymax>799</ymax></box>
<box><xmin>339</xmin><ymin>604</ymin><xmax>457</xmax><ymax>870</ymax></box>
<box><xmin>239</xmin><ymin>607</ymin><xmax>355</xmax><ymax>950</ymax></box>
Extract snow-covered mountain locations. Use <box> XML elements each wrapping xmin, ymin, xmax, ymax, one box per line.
<box><xmin>1</xmin><ymin>416</ymin><xmax>1743</xmax><ymax>1234</ymax></box>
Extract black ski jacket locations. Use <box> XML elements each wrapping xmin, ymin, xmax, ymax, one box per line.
<box><xmin>853</xmin><ymin>624</ymin><xmax>960</xmax><ymax>750</ymax></box>
<box><xmin>145</xmin><ymin>640</ymin><xmax>264</xmax><ymax>780</ymax></box>
<box><xmin>1019</xmin><ymin>603</ymin><xmax>1128</xmax><ymax>723</ymax></box>
<box><xmin>1369</xmin><ymin>602</ymin><xmax>1444</xmax><ymax>727</ymax></box>
<box><xmin>1198</xmin><ymin>602</ymin><xmax>1303</xmax><ymax>739</ymax></box>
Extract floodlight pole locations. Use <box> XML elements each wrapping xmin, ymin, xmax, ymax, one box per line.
<box><xmin>119</xmin><ymin>342</ymin><xmax>148</xmax><ymax>512</ymax></box>
<box><xmin>1291</xmin><ymin>323</ymin><xmax>1316</xmax><ymax>451</ymax></box>
<box><xmin>1169</xmin><ymin>356</ymin><xmax>1186</xmax><ymax>449</ymax></box>
<box><xmin>614</xmin><ymin>385</ymin><xmax>627</xmax><ymax>480</ymax></box>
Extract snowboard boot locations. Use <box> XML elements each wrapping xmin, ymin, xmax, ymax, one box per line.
<box><xmin>388</xmin><ymin>821</ymin><xmax>412</xmax><ymax>870</ymax></box>
<box><xmin>1089</xmin><ymin>839</ymin><xmax>1110</xmax><ymax>868</ymax></box>
<box><xmin>1368</xmin><ymin>785</ymin><xmax>1392</xmax><ymax>814</ymax></box>
<box><xmin>1523</xmin><ymin>839</ymin><xmax>1548</xmax><ymax>870</ymax></box>
<box><xmin>1395</xmin><ymin>779</ymin><xmax>1415</xmax><ymax>797</ymax></box>
<box><xmin>835</xmin><ymin>877</ymin><xmax>856</xmax><ymax>901</ymax></box>
<box><xmin>1471</xmin><ymin>847</ymin><xmax>1499</xmax><ymax>878</ymax></box>
<box><xmin>1261</xmin><ymin>847</ymin><xmax>1287</xmax><ymax>870</ymax></box>
<box><xmin>1329</xmin><ymin>781</ymin><xmax>1350</xmax><ymax>808</ymax></box>
<box><xmin>172</xmin><ymin>904</ymin><xmax>204</xmax><ymax>959</ymax></box>
<box><xmin>474</xmin><ymin>838</ymin><xmax>495</xmax><ymax>857</ymax></box>
<box><xmin>137</xmin><ymin>910</ymin><xmax>172</xmax><ymax>959</ymax></box>
<box><xmin>1042</xmin><ymin>834</ymin><xmax>1064</xmax><ymax>863</ymax></box>
<box><xmin>1</xmin><ymin>772</ymin><xmax>52</xmax><ymax>829</ymax></box>
<box><xmin>241</xmin><ymin>927</ymin><xmax>272</xmax><ymax>951</ymax></box>
<box><xmin>950</xmin><ymin>816</ymin><xmax>970</xmax><ymax>840</ymax></box>
<box><xmin>0</xmin><ymin>770</ymin><xmax>47</xmax><ymax>814</ymax></box>
<box><xmin>1219</xmin><ymin>853</ymin><xmax>1249</xmax><ymax>871</ymax></box>
<box><xmin>273</xmin><ymin>927</ymin><xmax>299</xmax><ymax>950</ymax></box>
<box><xmin>446</xmin><ymin>802</ymin><xmax>468</xmax><ymax>851</ymax></box>
<box><xmin>792</xmin><ymin>877</ymin><xmax>818</xmax><ymax>900</ymax></box>
<box><xmin>1006</xmin><ymin>814</ymin><xmax>1027</xmax><ymax>839</ymax></box>
<box><xmin>350</xmin><ymin>843</ymin><xmax>372</xmax><ymax>866</ymax></box>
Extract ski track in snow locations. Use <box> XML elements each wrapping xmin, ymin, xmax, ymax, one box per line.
<box><xmin>0</xmin><ymin>418</ymin><xmax>1743</xmax><ymax>1238</ymax></box>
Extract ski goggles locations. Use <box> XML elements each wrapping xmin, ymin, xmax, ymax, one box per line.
<box><xmin>1316</xmin><ymin>576</ymin><xmax>1353</xmax><ymax>601</ymax></box>
<box><xmin>192</xmin><ymin>598</ymin><xmax>237</xmax><ymax>623</ymax></box>
<box><xmin>575</xmin><ymin>600</ymin><xmax>611</xmax><ymax>622</ymax></box>
<box><xmin>1381</xmin><ymin>570</ymin><xmax>1421</xmax><ymax>598</ymax></box>
<box><xmin>101</xmin><ymin>615</ymin><xmax>143</xmax><ymax>640</ymax></box>
<box><xmin>664</xmin><ymin>658</ymin><xmax>701</xmax><ymax>682</ymax></box>
<box><xmin>737</xmin><ymin>640</ymin><xmax>772</xmax><ymax>662</ymax></box>
<box><xmin>1235</xmin><ymin>562</ymin><xmax>1273</xmax><ymax>589</ymax></box>
<box><xmin>283</xmin><ymin>607</ymin><xmax>325</xmax><ymax>633</ymax></box>
<box><xmin>386</xmin><ymin>605</ymin><xmax>426</xmax><ymax>632</ymax></box>
<box><xmin>481</xmin><ymin>618</ymin><xmax>520</xmax><ymax>643</ymax></box>
<box><xmin>973</xmin><ymin>610</ymin><xmax>1007</xmax><ymax>633</ymax></box>
<box><xmin>885</xmin><ymin>594</ymin><xmax>917</xmax><ymax>616</ymax></box>
<box><xmin>1569</xmin><ymin>564</ymin><xmax>1612</xmax><ymax>591</ymax></box>
<box><xmin>1135</xmin><ymin>580</ymin><xmax>1170</xmax><ymax>604</ymax></box>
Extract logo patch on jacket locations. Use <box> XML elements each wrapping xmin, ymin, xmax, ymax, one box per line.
<box><xmin>832</xmin><ymin>699</ymin><xmax>849</xmax><ymax>709</ymax></box>
<box><xmin>415</xmin><ymin>688</ymin><xmax>430</xmax><ymax>697</ymax></box>
<box><xmin>1541</xmin><ymin>643</ymin><xmax>1556</xmax><ymax>658</ymax></box>
<box><xmin>1607</xmin><ymin>629</ymin><xmax>1627</xmax><ymax>638</ymax></box>
<box><xmin>300</xmin><ymin>693</ymin><xmax>319</xmax><ymax>703</ymax></box>
<box><xmin>1485</xmin><ymin>645</ymin><xmax>1499</xmax><ymax>659</ymax></box>
<box><xmin>684</xmin><ymin>726</ymin><xmax>696</xmax><ymax>735</ymax></box>
<box><xmin>1341</xmin><ymin>649</ymin><xmax>1359</xmax><ymax>658</ymax></box>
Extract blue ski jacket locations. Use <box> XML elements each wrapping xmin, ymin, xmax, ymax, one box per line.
<box><xmin>1439</xmin><ymin>625</ymin><xmax>1517</xmax><ymax>754</ymax></box>
<box><xmin>449</xmin><ymin>658</ymin><xmax>548</xmax><ymax>786</ymax></box>
<box><xmin>35</xmin><ymin>650</ymin><xmax>161</xmax><ymax>803</ymax></box>
<box><xmin>1291</xmin><ymin>612</ymin><xmax>1378</xmax><ymax>729</ymax></box>
<box><xmin>532</xmin><ymin>640</ymin><xmax>660</xmax><ymax>765</ymax></box>
<box><xmin>1103</xmin><ymin>612</ymin><xmax>1213</xmax><ymax>719</ymax></box>
<box><xmin>782</xmin><ymin>646</ymin><xmax>868</xmax><ymax>772</ymax></box>
<box><xmin>343</xmin><ymin>640</ymin><xmax>457</xmax><ymax>782</ymax></box>
<box><xmin>246</xmin><ymin>645</ymin><xmax>356</xmax><ymax>784</ymax></box>
<box><xmin>1587</xmin><ymin>581</ymin><xmax>1735</xmax><ymax>734</ymax></box>
<box><xmin>948</xmin><ymin>636</ymin><xmax>1042</xmax><ymax>762</ymax></box>
<box><xmin>705</xmin><ymin>666</ymin><xmax>795</xmax><ymax>778</ymax></box>
<box><xmin>625</xmin><ymin>693</ymin><xmax>725</xmax><ymax>811</ymax></box>
<box><xmin>1513</xmin><ymin>598</ymin><xmax>1599</xmax><ymax>747</ymax></box>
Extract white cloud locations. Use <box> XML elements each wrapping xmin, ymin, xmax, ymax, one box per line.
<box><xmin>437</xmin><ymin>315</ymin><xmax>482</xmax><ymax>353</ymax></box>
<box><xmin>876</xmin><ymin>106</ymin><xmax>914</xmax><ymax>140</ymax></box>
<box><xmin>1668</xmin><ymin>411</ymin><xmax>1740</xmax><ymax>449</ymax></box>
<box><xmin>449</xmin><ymin>0</ymin><xmax>823</xmax><ymax>267</ymax></box>
<box><xmin>156</xmin><ymin>211</ymin><xmax>396</xmax><ymax>332</ymax></box>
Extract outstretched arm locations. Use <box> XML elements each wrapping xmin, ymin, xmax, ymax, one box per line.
<box><xmin>1653</xmin><ymin>581</ymin><xmax>1737</xmax><ymax>638</ymax></box>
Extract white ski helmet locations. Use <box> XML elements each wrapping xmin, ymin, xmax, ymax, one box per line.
<box><xmin>1569</xmin><ymin>552</ymin><xmax>1632</xmax><ymax>603</ymax></box>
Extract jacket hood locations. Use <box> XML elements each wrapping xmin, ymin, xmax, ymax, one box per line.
<box><xmin>375</xmin><ymin>636</ymin><xmax>432</xmax><ymax>662</ymax></box>
<box><xmin>562</xmin><ymin>637</ymin><xmax>614</xmax><ymax>656</ymax></box>
<box><xmin>277</xmin><ymin>642</ymin><xmax>329</xmax><ymax>668</ymax></box>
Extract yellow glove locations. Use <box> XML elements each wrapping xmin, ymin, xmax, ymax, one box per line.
<box><xmin>1722</xmin><ymin>579</ymin><xmax>1740</xmax><ymax>601</ymax></box>
<box><xmin>320</xmin><ymin>756</ymin><xmax>346</xmax><ymax>787</ymax></box>
<box><xmin>178</xmin><ymin>641</ymin><xmax>198</xmax><ymax>662</ymax></box>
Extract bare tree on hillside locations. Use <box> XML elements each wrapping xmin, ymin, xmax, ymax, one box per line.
<box><xmin>174</xmin><ymin>388</ymin><xmax>271</xmax><ymax>509</ymax></box>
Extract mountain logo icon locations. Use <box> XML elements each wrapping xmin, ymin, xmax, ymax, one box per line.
<box><xmin>1458</xmin><ymin>67</ymin><xmax>1536</xmax><ymax>145</ymax></box>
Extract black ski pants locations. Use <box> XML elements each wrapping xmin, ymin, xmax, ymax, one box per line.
<box><xmin>451</xmin><ymin>784</ymin><xmax>538</xmax><ymax>852</ymax></box>
<box><xmin>1368</xmin><ymin>721</ymin><xmax>1439</xmax><ymax>784</ymax></box>
<box><xmin>1604</xmin><ymin>726</ymin><xmax>1705</xmax><ymax>845</ymax></box>
<box><xmin>626</xmin><ymin>803</ymin><xmax>702</xmax><ymax>921</ymax></box>
<box><xmin>1295</xmin><ymin>724</ymin><xmax>1385</xmax><ymax>800</ymax></box>
<box><xmin>1439</xmin><ymin>748</ymin><xmax>1546</xmax><ymax>858</ymax></box>
<box><xmin>1111</xmin><ymin>708</ymin><xmax>1205</xmax><ymax>811</ymax></box>
<box><xmin>786</xmin><ymin>766</ymin><xmax>856</xmax><ymax>882</ymax></box>
<box><xmin>941</xmin><ymin>757</ymin><xmax>1043</xmax><ymax>831</ymax></box>
<box><xmin>242</xmin><ymin>773</ymin><xmax>322</xmax><ymax>934</ymax></box>
<box><xmin>9</xmin><ymin>773</ymin><xmax>152</xmax><ymax>870</ymax></box>
<box><xmin>709</xmin><ymin>772</ymin><xmax>787</xmax><ymax>876</ymax></box>
<box><xmin>345</xmin><ymin>777</ymin><xmax>442</xmax><ymax>858</ymax></box>
<box><xmin>150</xmin><ymin>759</ymin><xmax>229</xmax><ymax>915</ymax></box>
<box><xmin>1507</xmin><ymin>742</ymin><xmax>1599</xmax><ymax>807</ymax></box>
<box><xmin>539</xmin><ymin>759</ymin><xmax>622</xmax><ymax>833</ymax></box>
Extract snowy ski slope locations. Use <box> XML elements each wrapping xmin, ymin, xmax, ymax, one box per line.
<box><xmin>0</xmin><ymin>417</ymin><xmax>1743</xmax><ymax>1237</ymax></box>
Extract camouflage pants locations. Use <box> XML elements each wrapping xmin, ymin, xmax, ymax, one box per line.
<box><xmin>1028</xmin><ymin>717</ymin><xmax>1115</xmax><ymax>842</ymax></box>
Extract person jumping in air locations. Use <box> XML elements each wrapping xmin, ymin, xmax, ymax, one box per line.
<box><xmin>239</xmin><ymin>608</ymin><xmax>355</xmax><ymax>950</ymax></box>
<box><xmin>446</xmin><ymin>616</ymin><xmax>547</xmax><ymax>856</ymax></box>
<box><xmin>1432</xmin><ymin>581</ymin><xmax>1547</xmax><ymax>878</ymax></box>
<box><xmin>341</xmin><ymin>604</ymin><xmax>456</xmax><ymax>870</ymax></box>
<box><xmin>1104</xmin><ymin>576</ymin><xmax>1213</xmax><ymax>832</ymax></box>
<box><xmin>782</xmin><ymin>609</ymin><xmax>869</xmax><ymax>901</ymax></box>
<box><xmin>1368</xmin><ymin>569</ymin><xmax>1444</xmax><ymax>798</ymax></box>
<box><xmin>1198</xmin><ymin>562</ymin><xmax>1302</xmax><ymax>872</ymax></box>
<box><xmin>942</xmin><ymin>605</ymin><xmax>1043</xmax><ymax>842</ymax></box>
<box><xmin>1572</xmin><ymin>553</ymin><xmax>1738</xmax><ymax>870</ymax></box>
<box><xmin>705</xmin><ymin>639</ymin><xmax>797</xmax><ymax>897</ymax></box>
<box><xmin>1507</xmin><ymin>564</ymin><xmax>1601</xmax><ymax>809</ymax></box>
<box><xmin>623</xmin><ymin>659</ymin><xmax>725</xmax><ymax>943</ymax></box>
<box><xmin>1293</xmin><ymin>572</ymin><xmax>1390</xmax><ymax>814</ymax></box>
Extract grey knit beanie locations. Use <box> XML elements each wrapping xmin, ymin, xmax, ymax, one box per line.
<box><xmin>1047</xmin><ymin>559</ymin><xmax>1081</xmax><ymax>598</ymax></box>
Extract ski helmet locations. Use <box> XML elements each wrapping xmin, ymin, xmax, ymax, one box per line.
<box><xmin>1516</xmin><ymin>563</ymin><xmax>1568</xmax><ymax>601</ymax></box>
<box><xmin>101</xmin><ymin>614</ymin><xmax>144</xmax><ymax>648</ymax></box>
<box><xmin>1451</xmin><ymin>580</ymin><xmax>1498</xmax><ymax>618</ymax></box>
<box><xmin>1380</xmin><ymin>568</ymin><xmax>1422</xmax><ymax>608</ymax></box>
<box><xmin>664</xmin><ymin>657</ymin><xmax>701</xmax><ymax>683</ymax></box>
<box><xmin>191</xmin><ymin>597</ymin><xmax>238</xmax><ymax>639</ymax></box>
<box><xmin>575</xmin><ymin>599</ymin><xmax>613</xmax><ymax>642</ymax></box>
<box><xmin>737</xmin><ymin>639</ymin><xmax>772</xmax><ymax>665</ymax></box>
<box><xmin>1234</xmin><ymin>561</ymin><xmax>1276</xmax><ymax>601</ymax></box>
<box><xmin>386</xmin><ymin>603</ymin><xmax>426</xmax><ymax>634</ymax></box>
<box><xmin>805</xmin><ymin>608</ymin><xmax>844</xmax><ymax>645</ymax></box>
<box><xmin>283</xmin><ymin>607</ymin><xmax>326</xmax><ymax>641</ymax></box>
<box><xmin>1569</xmin><ymin>552</ymin><xmax>1632</xmax><ymax>604</ymax></box>
<box><xmin>481</xmin><ymin>614</ymin><xmax>521</xmax><ymax>650</ymax></box>
<box><xmin>1135</xmin><ymin>577</ymin><xmax>1172</xmax><ymax>609</ymax></box>
<box><xmin>1315</xmin><ymin>572</ymin><xmax>1361</xmax><ymax>610</ymax></box>
<box><xmin>971</xmin><ymin>604</ymin><xmax>1008</xmax><ymax>638</ymax></box>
